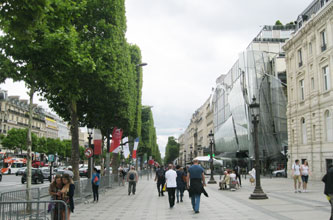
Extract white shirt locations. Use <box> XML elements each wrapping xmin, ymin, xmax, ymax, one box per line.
<box><xmin>301</xmin><ymin>165</ymin><xmax>309</xmax><ymax>176</ymax></box>
<box><xmin>292</xmin><ymin>163</ymin><xmax>301</xmax><ymax>175</ymax></box>
<box><xmin>230</xmin><ymin>173</ymin><xmax>236</xmax><ymax>181</ymax></box>
<box><xmin>165</xmin><ymin>169</ymin><xmax>177</xmax><ymax>188</ymax></box>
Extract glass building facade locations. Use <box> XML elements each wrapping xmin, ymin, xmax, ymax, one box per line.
<box><xmin>213</xmin><ymin>25</ymin><xmax>294</xmax><ymax>169</ymax></box>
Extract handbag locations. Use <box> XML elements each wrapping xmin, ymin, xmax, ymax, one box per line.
<box><xmin>93</xmin><ymin>176</ymin><xmax>99</xmax><ymax>184</ymax></box>
<box><xmin>162</xmin><ymin>184</ymin><xmax>166</xmax><ymax>192</ymax></box>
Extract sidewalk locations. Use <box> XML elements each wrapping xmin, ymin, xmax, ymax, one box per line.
<box><xmin>71</xmin><ymin>175</ymin><xmax>331</xmax><ymax>220</ymax></box>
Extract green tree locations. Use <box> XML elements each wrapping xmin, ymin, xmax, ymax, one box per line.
<box><xmin>1</xmin><ymin>128</ymin><xmax>37</xmax><ymax>153</ymax></box>
<box><xmin>164</xmin><ymin>137</ymin><xmax>179</xmax><ymax>164</ymax></box>
<box><xmin>275</xmin><ymin>20</ymin><xmax>283</xmax><ymax>26</ymax></box>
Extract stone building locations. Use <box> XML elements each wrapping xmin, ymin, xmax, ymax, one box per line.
<box><xmin>178</xmin><ymin>97</ymin><xmax>213</xmax><ymax>165</ymax></box>
<box><xmin>283</xmin><ymin>0</ymin><xmax>333</xmax><ymax>180</ymax></box>
<box><xmin>0</xmin><ymin>89</ymin><xmax>46</xmax><ymax>137</ymax></box>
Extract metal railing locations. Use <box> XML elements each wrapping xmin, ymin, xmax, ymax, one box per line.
<box><xmin>0</xmin><ymin>200</ymin><xmax>67</xmax><ymax>220</ymax></box>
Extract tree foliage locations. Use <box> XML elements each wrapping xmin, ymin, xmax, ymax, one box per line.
<box><xmin>164</xmin><ymin>136</ymin><xmax>179</xmax><ymax>165</ymax></box>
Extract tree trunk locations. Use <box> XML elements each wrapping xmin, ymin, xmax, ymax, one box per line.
<box><xmin>70</xmin><ymin>100</ymin><xmax>80</xmax><ymax>182</ymax></box>
<box><xmin>26</xmin><ymin>87</ymin><xmax>35</xmax><ymax>193</ymax></box>
<box><xmin>111</xmin><ymin>153</ymin><xmax>119</xmax><ymax>181</ymax></box>
<box><xmin>105</xmin><ymin>130</ymin><xmax>111</xmax><ymax>177</ymax></box>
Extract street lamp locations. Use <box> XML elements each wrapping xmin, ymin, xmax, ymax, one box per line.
<box><xmin>190</xmin><ymin>146</ymin><xmax>193</xmax><ymax>164</ymax></box>
<box><xmin>208</xmin><ymin>130</ymin><xmax>217</xmax><ymax>184</ymax></box>
<box><xmin>87</xmin><ymin>128</ymin><xmax>93</xmax><ymax>179</ymax></box>
<box><xmin>249</xmin><ymin>96</ymin><xmax>268</xmax><ymax>200</ymax></box>
<box><xmin>184</xmin><ymin>150</ymin><xmax>186</xmax><ymax>166</ymax></box>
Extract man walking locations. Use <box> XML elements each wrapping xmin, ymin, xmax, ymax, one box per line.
<box><xmin>127</xmin><ymin>166</ymin><xmax>138</xmax><ymax>195</ymax></box>
<box><xmin>187</xmin><ymin>159</ymin><xmax>206</xmax><ymax>214</ymax></box>
<box><xmin>155</xmin><ymin>165</ymin><xmax>165</xmax><ymax>196</ymax></box>
<box><xmin>165</xmin><ymin>164</ymin><xmax>177</xmax><ymax>208</ymax></box>
<box><xmin>234</xmin><ymin>164</ymin><xmax>242</xmax><ymax>187</ymax></box>
<box><xmin>292</xmin><ymin>159</ymin><xmax>302</xmax><ymax>193</ymax></box>
<box><xmin>322</xmin><ymin>164</ymin><xmax>333</xmax><ymax>220</ymax></box>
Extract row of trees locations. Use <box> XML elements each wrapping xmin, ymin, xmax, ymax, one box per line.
<box><xmin>0</xmin><ymin>0</ymin><xmax>160</xmax><ymax>186</ymax></box>
<box><xmin>164</xmin><ymin>136</ymin><xmax>179</xmax><ymax>164</ymax></box>
<box><xmin>0</xmin><ymin>128</ymin><xmax>85</xmax><ymax>160</ymax></box>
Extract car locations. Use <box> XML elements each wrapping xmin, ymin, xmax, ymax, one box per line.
<box><xmin>79</xmin><ymin>165</ymin><xmax>88</xmax><ymax>177</ymax></box>
<box><xmin>40</xmin><ymin>167</ymin><xmax>51</xmax><ymax>180</ymax></box>
<box><xmin>272</xmin><ymin>169</ymin><xmax>286</xmax><ymax>177</ymax></box>
<box><xmin>16</xmin><ymin>167</ymin><xmax>27</xmax><ymax>176</ymax></box>
<box><xmin>21</xmin><ymin>168</ymin><xmax>44</xmax><ymax>184</ymax></box>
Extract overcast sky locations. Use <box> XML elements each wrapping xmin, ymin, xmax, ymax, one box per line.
<box><xmin>0</xmin><ymin>0</ymin><xmax>313</xmax><ymax>157</ymax></box>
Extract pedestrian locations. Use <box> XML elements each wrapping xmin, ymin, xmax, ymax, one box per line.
<box><xmin>187</xmin><ymin>159</ymin><xmax>206</xmax><ymax>214</ymax></box>
<box><xmin>48</xmin><ymin>174</ymin><xmax>63</xmax><ymax>220</ymax></box>
<box><xmin>249</xmin><ymin>168</ymin><xmax>255</xmax><ymax>185</ymax></box>
<box><xmin>322</xmin><ymin>164</ymin><xmax>333</xmax><ymax>220</ymax></box>
<box><xmin>292</xmin><ymin>159</ymin><xmax>302</xmax><ymax>193</ymax></box>
<box><xmin>234</xmin><ymin>164</ymin><xmax>242</xmax><ymax>187</ymax></box>
<box><xmin>165</xmin><ymin>164</ymin><xmax>177</xmax><ymax>208</ymax></box>
<box><xmin>301</xmin><ymin>160</ymin><xmax>310</xmax><ymax>192</ymax></box>
<box><xmin>61</xmin><ymin>174</ymin><xmax>75</xmax><ymax>220</ymax></box>
<box><xmin>176</xmin><ymin>165</ymin><xmax>186</xmax><ymax>203</ymax></box>
<box><xmin>91</xmin><ymin>167</ymin><xmax>100</xmax><ymax>202</ymax></box>
<box><xmin>154</xmin><ymin>165</ymin><xmax>166</xmax><ymax>196</ymax></box>
<box><xmin>219</xmin><ymin>171</ymin><xmax>230</xmax><ymax>190</ymax></box>
<box><xmin>118</xmin><ymin>166</ymin><xmax>126</xmax><ymax>186</ymax></box>
<box><xmin>127</xmin><ymin>166</ymin><xmax>138</xmax><ymax>195</ymax></box>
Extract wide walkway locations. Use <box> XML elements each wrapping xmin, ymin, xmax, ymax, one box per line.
<box><xmin>71</xmin><ymin>175</ymin><xmax>331</xmax><ymax>220</ymax></box>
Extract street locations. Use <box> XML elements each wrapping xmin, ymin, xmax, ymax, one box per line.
<box><xmin>0</xmin><ymin>174</ymin><xmax>51</xmax><ymax>193</ymax></box>
<box><xmin>71</xmin><ymin>175</ymin><xmax>330</xmax><ymax>220</ymax></box>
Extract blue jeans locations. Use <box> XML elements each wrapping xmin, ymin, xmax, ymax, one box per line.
<box><xmin>191</xmin><ymin>194</ymin><xmax>201</xmax><ymax>212</ymax></box>
<box><xmin>176</xmin><ymin>188</ymin><xmax>184</xmax><ymax>202</ymax></box>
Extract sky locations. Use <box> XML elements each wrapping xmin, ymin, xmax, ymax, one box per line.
<box><xmin>0</xmin><ymin>0</ymin><xmax>313</xmax><ymax>157</ymax></box>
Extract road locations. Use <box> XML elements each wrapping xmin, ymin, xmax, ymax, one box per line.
<box><xmin>0</xmin><ymin>174</ymin><xmax>51</xmax><ymax>193</ymax></box>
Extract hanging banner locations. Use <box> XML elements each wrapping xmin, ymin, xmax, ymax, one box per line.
<box><xmin>93</xmin><ymin>129</ymin><xmax>102</xmax><ymax>155</ymax></box>
<box><xmin>110</xmin><ymin>127</ymin><xmax>123</xmax><ymax>153</ymax></box>
<box><xmin>132</xmin><ymin>137</ymin><xmax>139</xmax><ymax>159</ymax></box>
<box><xmin>123</xmin><ymin>137</ymin><xmax>130</xmax><ymax>158</ymax></box>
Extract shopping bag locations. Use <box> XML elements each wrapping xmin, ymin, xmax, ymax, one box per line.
<box><xmin>162</xmin><ymin>184</ymin><xmax>166</xmax><ymax>192</ymax></box>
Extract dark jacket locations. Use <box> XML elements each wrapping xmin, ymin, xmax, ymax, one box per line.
<box><xmin>188</xmin><ymin>178</ymin><xmax>208</xmax><ymax>197</ymax></box>
<box><xmin>68</xmin><ymin>184</ymin><xmax>75</xmax><ymax>213</ymax></box>
<box><xmin>176</xmin><ymin>170</ymin><xmax>185</xmax><ymax>190</ymax></box>
<box><xmin>322</xmin><ymin>167</ymin><xmax>333</xmax><ymax>195</ymax></box>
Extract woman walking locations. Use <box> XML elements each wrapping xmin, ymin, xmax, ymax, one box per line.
<box><xmin>301</xmin><ymin>160</ymin><xmax>310</xmax><ymax>192</ymax></box>
<box><xmin>92</xmin><ymin>168</ymin><xmax>100</xmax><ymax>203</ymax></box>
<box><xmin>176</xmin><ymin>165</ymin><xmax>186</xmax><ymax>203</ymax></box>
<box><xmin>61</xmin><ymin>174</ymin><xmax>75</xmax><ymax>220</ymax></box>
<box><xmin>48</xmin><ymin>174</ymin><xmax>63</xmax><ymax>220</ymax></box>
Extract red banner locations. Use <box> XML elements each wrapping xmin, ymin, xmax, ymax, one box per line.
<box><xmin>93</xmin><ymin>140</ymin><xmax>102</xmax><ymax>155</ymax></box>
<box><xmin>148</xmin><ymin>159</ymin><xmax>155</xmax><ymax>165</ymax></box>
<box><xmin>109</xmin><ymin>127</ymin><xmax>123</xmax><ymax>153</ymax></box>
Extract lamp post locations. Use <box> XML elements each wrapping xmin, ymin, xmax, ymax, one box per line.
<box><xmin>249</xmin><ymin>96</ymin><xmax>268</xmax><ymax>200</ymax></box>
<box><xmin>87</xmin><ymin>128</ymin><xmax>93</xmax><ymax>179</ymax></box>
<box><xmin>208</xmin><ymin>130</ymin><xmax>217</xmax><ymax>184</ymax></box>
<box><xmin>184</xmin><ymin>150</ymin><xmax>186</xmax><ymax>166</ymax></box>
<box><xmin>190</xmin><ymin>146</ymin><xmax>193</xmax><ymax>164</ymax></box>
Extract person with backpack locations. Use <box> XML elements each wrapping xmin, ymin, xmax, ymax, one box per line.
<box><xmin>322</xmin><ymin>164</ymin><xmax>333</xmax><ymax>220</ymax></box>
<box><xmin>127</xmin><ymin>166</ymin><xmax>138</xmax><ymax>195</ymax></box>
<box><xmin>154</xmin><ymin>165</ymin><xmax>166</xmax><ymax>196</ymax></box>
<box><xmin>91</xmin><ymin>167</ymin><xmax>100</xmax><ymax>203</ymax></box>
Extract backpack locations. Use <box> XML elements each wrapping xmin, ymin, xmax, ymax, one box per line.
<box><xmin>129</xmin><ymin>173</ymin><xmax>135</xmax><ymax>180</ymax></box>
<box><xmin>157</xmin><ymin>169</ymin><xmax>165</xmax><ymax>180</ymax></box>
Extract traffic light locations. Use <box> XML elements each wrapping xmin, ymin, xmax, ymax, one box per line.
<box><xmin>208</xmin><ymin>154</ymin><xmax>210</xmax><ymax>157</ymax></box>
<box><xmin>212</xmin><ymin>154</ymin><xmax>215</xmax><ymax>157</ymax></box>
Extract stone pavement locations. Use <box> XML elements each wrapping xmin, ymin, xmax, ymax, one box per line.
<box><xmin>71</xmin><ymin>175</ymin><xmax>331</xmax><ymax>220</ymax></box>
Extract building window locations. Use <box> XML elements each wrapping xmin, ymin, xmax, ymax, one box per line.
<box><xmin>311</xmin><ymin>77</ymin><xmax>315</xmax><ymax>90</ymax></box>
<box><xmin>301</xmin><ymin>117</ymin><xmax>307</xmax><ymax>144</ymax></box>
<box><xmin>321</xmin><ymin>0</ymin><xmax>325</xmax><ymax>7</ymax></box>
<box><xmin>312</xmin><ymin>124</ymin><xmax>316</xmax><ymax>141</ymax></box>
<box><xmin>299</xmin><ymin>79</ymin><xmax>305</xmax><ymax>101</ymax></box>
<box><xmin>323</xmin><ymin>66</ymin><xmax>330</xmax><ymax>91</ymax></box>
<box><xmin>298</xmin><ymin>49</ymin><xmax>303</xmax><ymax>67</ymax></box>
<box><xmin>292</xmin><ymin>129</ymin><xmax>295</xmax><ymax>144</ymax></box>
<box><xmin>325</xmin><ymin>110</ymin><xmax>333</xmax><ymax>142</ymax></box>
<box><xmin>309</xmin><ymin>42</ymin><xmax>312</xmax><ymax>55</ymax></box>
<box><xmin>320</xmin><ymin>30</ymin><xmax>327</xmax><ymax>52</ymax></box>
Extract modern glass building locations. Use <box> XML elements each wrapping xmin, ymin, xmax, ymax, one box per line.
<box><xmin>213</xmin><ymin>25</ymin><xmax>295</xmax><ymax>170</ymax></box>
